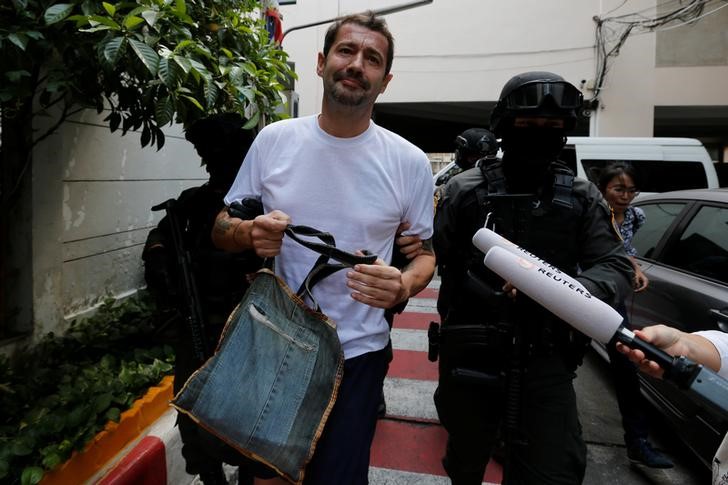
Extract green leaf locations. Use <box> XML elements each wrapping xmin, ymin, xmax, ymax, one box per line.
<box><xmin>12</xmin><ymin>438</ymin><xmax>33</xmax><ymax>456</ymax></box>
<box><xmin>105</xmin><ymin>407</ymin><xmax>121</xmax><ymax>422</ymax></box>
<box><xmin>141</xmin><ymin>124</ymin><xmax>151</xmax><ymax>147</ymax></box>
<box><xmin>7</xmin><ymin>33</ymin><xmax>28</xmax><ymax>51</ymax></box>
<box><xmin>158</xmin><ymin>58</ymin><xmax>181</xmax><ymax>88</ymax></box>
<box><xmin>239</xmin><ymin>87</ymin><xmax>255</xmax><ymax>104</ymax></box>
<box><xmin>141</xmin><ymin>9</ymin><xmax>161</xmax><ymax>27</ymax></box>
<box><xmin>94</xmin><ymin>392</ymin><xmax>113</xmax><ymax>413</ymax></box>
<box><xmin>102</xmin><ymin>2</ymin><xmax>115</xmax><ymax>16</ymax></box>
<box><xmin>0</xmin><ymin>458</ymin><xmax>9</xmax><ymax>478</ymax></box>
<box><xmin>5</xmin><ymin>70</ymin><xmax>31</xmax><ymax>82</ymax></box>
<box><xmin>103</xmin><ymin>37</ymin><xmax>126</xmax><ymax>66</ymax></box>
<box><xmin>243</xmin><ymin>110</ymin><xmax>259</xmax><ymax>130</ymax></box>
<box><xmin>25</xmin><ymin>31</ymin><xmax>44</xmax><ymax>40</ymax></box>
<box><xmin>181</xmin><ymin>95</ymin><xmax>204</xmax><ymax>112</ymax></box>
<box><xmin>20</xmin><ymin>467</ymin><xmax>43</xmax><ymax>485</ymax></box>
<box><xmin>87</xmin><ymin>15</ymin><xmax>121</xmax><ymax>30</ymax></box>
<box><xmin>174</xmin><ymin>0</ymin><xmax>186</xmax><ymax>16</ymax></box>
<box><xmin>44</xmin><ymin>4</ymin><xmax>75</xmax><ymax>25</ymax></box>
<box><xmin>124</xmin><ymin>16</ymin><xmax>145</xmax><ymax>29</ymax></box>
<box><xmin>41</xmin><ymin>452</ymin><xmax>62</xmax><ymax>470</ymax></box>
<box><xmin>154</xmin><ymin>96</ymin><xmax>174</xmax><ymax>126</ymax></box>
<box><xmin>129</xmin><ymin>39</ymin><xmax>159</xmax><ymax>76</ymax></box>
<box><xmin>203</xmin><ymin>81</ymin><xmax>218</xmax><ymax>108</ymax></box>
<box><xmin>155</xmin><ymin>126</ymin><xmax>166</xmax><ymax>151</ymax></box>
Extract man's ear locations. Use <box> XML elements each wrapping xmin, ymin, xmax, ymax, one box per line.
<box><xmin>316</xmin><ymin>52</ymin><xmax>325</xmax><ymax>77</ymax></box>
<box><xmin>380</xmin><ymin>73</ymin><xmax>393</xmax><ymax>94</ymax></box>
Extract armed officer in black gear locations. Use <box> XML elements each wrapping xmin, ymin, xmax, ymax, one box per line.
<box><xmin>454</xmin><ymin>128</ymin><xmax>499</xmax><ymax>171</ymax></box>
<box><xmin>142</xmin><ymin>113</ymin><xmax>262</xmax><ymax>485</ymax></box>
<box><xmin>432</xmin><ymin>72</ymin><xmax>633</xmax><ymax>484</ymax></box>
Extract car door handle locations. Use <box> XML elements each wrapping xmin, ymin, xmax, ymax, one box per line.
<box><xmin>710</xmin><ymin>309</ymin><xmax>728</xmax><ymax>332</ymax></box>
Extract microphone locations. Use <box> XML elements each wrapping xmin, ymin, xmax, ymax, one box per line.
<box><xmin>474</xmin><ymin>235</ymin><xmax>728</xmax><ymax>417</ymax></box>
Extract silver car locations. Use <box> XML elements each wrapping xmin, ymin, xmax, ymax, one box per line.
<box><xmin>624</xmin><ymin>188</ymin><xmax>728</xmax><ymax>467</ymax></box>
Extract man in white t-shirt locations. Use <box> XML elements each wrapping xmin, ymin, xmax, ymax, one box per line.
<box><xmin>212</xmin><ymin>11</ymin><xmax>436</xmax><ymax>485</ymax></box>
<box><xmin>617</xmin><ymin>325</ymin><xmax>728</xmax><ymax>485</ymax></box>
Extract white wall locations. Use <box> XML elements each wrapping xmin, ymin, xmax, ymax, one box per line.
<box><xmin>279</xmin><ymin>0</ymin><xmax>726</xmax><ymax>137</ymax></box>
<box><xmin>30</xmin><ymin>109</ymin><xmax>205</xmax><ymax>339</ymax></box>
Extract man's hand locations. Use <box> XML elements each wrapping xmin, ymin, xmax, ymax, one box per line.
<box><xmin>250</xmin><ymin>210</ymin><xmax>291</xmax><ymax>258</ymax></box>
<box><xmin>346</xmin><ymin>255</ymin><xmax>408</xmax><ymax>309</ymax></box>
<box><xmin>395</xmin><ymin>222</ymin><xmax>423</xmax><ymax>260</ymax></box>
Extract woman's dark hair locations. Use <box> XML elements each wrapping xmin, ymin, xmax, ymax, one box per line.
<box><xmin>597</xmin><ymin>162</ymin><xmax>638</xmax><ymax>192</ymax></box>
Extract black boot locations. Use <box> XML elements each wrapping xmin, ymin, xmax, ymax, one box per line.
<box><xmin>199</xmin><ymin>465</ymin><xmax>227</xmax><ymax>485</ymax></box>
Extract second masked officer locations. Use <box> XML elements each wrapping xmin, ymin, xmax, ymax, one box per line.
<box><xmin>432</xmin><ymin>71</ymin><xmax>633</xmax><ymax>484</ymax></box>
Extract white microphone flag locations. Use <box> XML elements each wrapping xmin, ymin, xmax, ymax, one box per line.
<box><xmin>482</xmin><ymin>246</ymin><xmax>623</xmax><ymax>344</ymax></box>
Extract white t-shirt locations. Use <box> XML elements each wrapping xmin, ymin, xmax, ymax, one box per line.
<box><xmin>693</xmin><ymin>330</ymin><xmax>728</xmax><ymax>485</ymax></box>
<box><xmin>225</xmin><ymin>115</ymin><xmax>434</xmax><ymax>359</ymax></box>
<box><xmin>693</xmin><ymin>330</ymin><xmax>728</xmax><ymax>378</ymax></box>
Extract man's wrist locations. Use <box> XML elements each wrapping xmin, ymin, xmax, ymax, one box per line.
<box><xmin>232</xmin><ymin>220</ymin><xmax>246</xmax><ymax>249</ymax></box>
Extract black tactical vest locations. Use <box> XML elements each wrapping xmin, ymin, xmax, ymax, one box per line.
<box><xmin>448</xmin><ymin>160</ymin><xmax>587</xmax><ymax>328</ymax></box>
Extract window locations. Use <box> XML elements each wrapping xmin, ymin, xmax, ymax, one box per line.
<box><xmin>662</xmin><ymin>205</ymin><xmax>728</xmax><ymax>284</ymax></box>
<box><xmin>581</xmin><ymin>159</ymin><xmax>708</xmax><ymax>192</ymax></box>
<box><xmin>631</xmin><ymin>202</ymin><xmax>686</xmax><ymax>259</ymax></box>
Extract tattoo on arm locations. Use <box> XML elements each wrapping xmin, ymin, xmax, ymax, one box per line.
<box><xmin>421</xmin><ymin>238</ymin><xmax>434</xmax><ymax>255</ymax></box>
<box><xmin>213</xmin><ymin>215</ymin><xmax>233</xmax><ymax>237</ymax></box>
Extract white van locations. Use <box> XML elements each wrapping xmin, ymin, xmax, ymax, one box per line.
<box><xmin>434</xmin><ymin>137</ymin><xmax>719</xmax><ymax>193</ymax></box>
<box><xmin>561</xmin><ymin>137</ymin><xmax>719</xmax><ymax>193</ymax></box>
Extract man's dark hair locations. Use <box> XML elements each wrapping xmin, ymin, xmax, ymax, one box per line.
<box><xmin>323</xmin><ymin>11</ymin><xmax>395</xmax><ymax>76</ymax></box>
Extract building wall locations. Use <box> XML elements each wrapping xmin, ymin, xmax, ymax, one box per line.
<box><xmin>28</xmin><ymin>109</ymin><xmax>205</xmax><ymax>341</ymax></box>
<box><xmin>11</xmin><ymin>0</ymin><xmax>727</xmax><ymax>345</ymax></box>
<box><xmin>279</xmin><ymin>0</ymin><xmax>726</xmax><ymax>138</ymax></box>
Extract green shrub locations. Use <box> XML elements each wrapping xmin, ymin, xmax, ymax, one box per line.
<box><xmin>0</xmin><ymin>293</ymin><xmax>175</xmax><ymax>485</ymax></box>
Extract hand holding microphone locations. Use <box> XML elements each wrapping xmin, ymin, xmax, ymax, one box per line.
<box><xmin>472</xmin><ymin>228</ymin><xmax>728</xmax><ymax>417</ymax></box>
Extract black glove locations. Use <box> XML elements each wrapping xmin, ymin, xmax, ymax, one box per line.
<box><xmin>228</xmin><ymin>198</ymin><xmax>263</xmax><ymax>220</ymax></box>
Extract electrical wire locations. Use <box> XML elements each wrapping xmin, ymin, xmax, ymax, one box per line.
<box><xmin>591</xmin><ymin>0</ymin><xmax>727</xmax><ymax>102</ymax></box>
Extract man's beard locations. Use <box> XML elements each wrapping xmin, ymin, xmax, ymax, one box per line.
<box><xmin>325</xmin><ymin>70</ymin><xmax>372</xmax><ymax>107</ymax></box>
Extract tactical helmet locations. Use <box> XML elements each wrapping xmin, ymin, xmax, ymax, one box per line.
<box><xmin>454</xmin><ymin>128</ymin><xmax>499</xmax><ymax>170</ymax></box>
<box><xmin>185</xmin><ymin>113</ymin><xmax>256</xmax><ymax>168</ymax></box>
<box><xmin>490</xmin><ymin>71</ymin><xmax>583</xmax><ymax>136</ymax></box>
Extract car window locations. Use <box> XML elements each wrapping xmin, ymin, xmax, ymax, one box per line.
<box><xmin>631</xmin><ymin>202</ymin><xmax>687</xmax><ymax>259</ymax></box>
<box><xmin>661</xmin><ymin>205</ymin><xmax>728</xmax><ymax>284</ymax></box>
<box><xmin>581</xmin><ymin>159</ymin><xmax>708</xmax><ymax>191</ymax></box>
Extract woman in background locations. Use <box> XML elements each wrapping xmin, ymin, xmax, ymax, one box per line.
<box><xmin>597</xmin><ymin>162</ymin><xmax>673</xmax><ymax>468</ymax></box>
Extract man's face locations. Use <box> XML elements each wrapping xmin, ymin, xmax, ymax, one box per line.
<box><xmin>317</xmin><ymin>23</ymin><xmax>392</xmax><ymax>108</ymax></box>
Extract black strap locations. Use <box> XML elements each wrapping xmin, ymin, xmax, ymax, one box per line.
<box><xmin>480</xmin><ymin>160</ymin><xmax>507</xmax><ymax>195</ymax></box>
<box><xmin>550</xmin><ymin>162</ymin><xmax>575</xmax><ymax>209</ymax></box>
<box><xmin>280</xmin><ymin>225</ymin><xmax>378</xmax><ymax>311</ymax></box>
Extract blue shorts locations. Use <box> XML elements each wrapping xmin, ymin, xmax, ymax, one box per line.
<box><xmin>303</xmin><ymin>347</ymin><xmax>389</xmax><ymax>485</ymax></box>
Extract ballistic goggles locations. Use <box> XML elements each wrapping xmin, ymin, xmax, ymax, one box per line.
<box><xmin>455</xmin><ymin>135</ymin><xmax>496</xmax><ymax>155</ymax></box>
<box><xmin>502</xmin><ymin>81</ymin><xmax>583</xmax><ymax>110</ymax></box>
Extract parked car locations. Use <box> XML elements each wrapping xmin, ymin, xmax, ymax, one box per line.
<box><xmin>611</xmin><ymin>188</ymin><xmax>728</xmax><ymax>468</ymax></box>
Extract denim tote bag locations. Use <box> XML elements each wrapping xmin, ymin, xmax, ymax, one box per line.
<box><xmin>172</xmin><ymin>225</ymin><xmax>377</xmax><ymax>484</ymax></box>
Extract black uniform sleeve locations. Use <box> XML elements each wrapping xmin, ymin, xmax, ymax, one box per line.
<box><xmin>574</xmin><ymin>180</ymin><xmax>633</xmax><ymax>305</ymax></box>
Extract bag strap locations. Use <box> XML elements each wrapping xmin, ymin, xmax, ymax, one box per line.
<box><xmin>281</xmin><ymin>225</ymin><xmax>378</xmax><ymax>311</ymax></box>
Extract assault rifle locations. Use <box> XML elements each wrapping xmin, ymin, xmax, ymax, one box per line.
<box><xmin>152</xmin><ymin>199</ymin><xmax>208</xmax><ymax>364</ymax></box>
